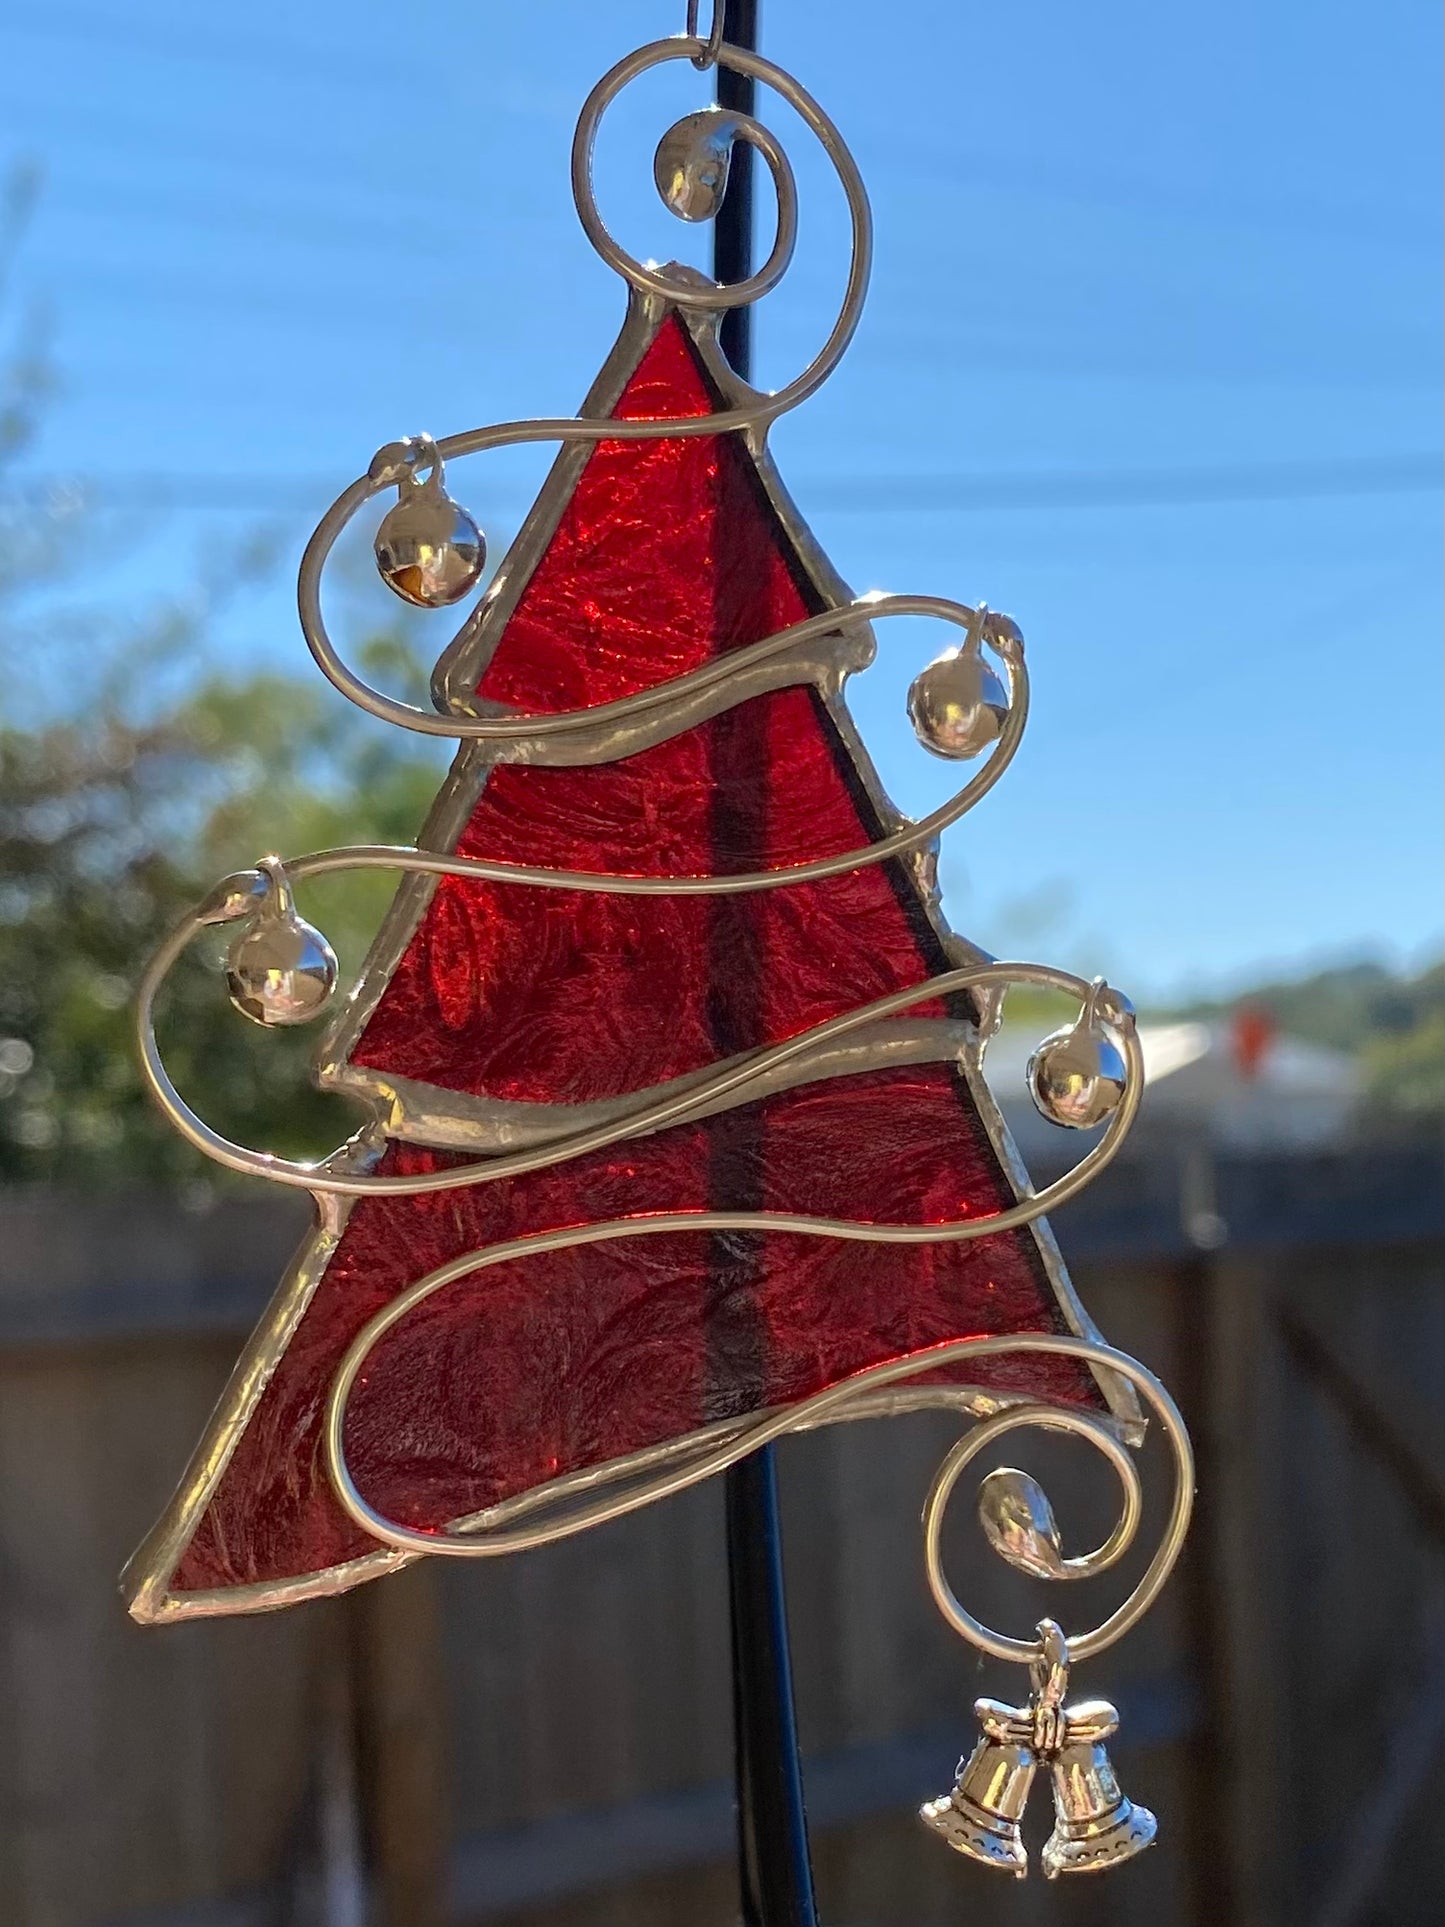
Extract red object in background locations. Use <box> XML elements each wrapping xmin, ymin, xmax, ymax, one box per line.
<box><xmin>149</xmin><ymin>311</ymin><xmax>1104</xmax><ymax>1609</ymax></box>
<box><xmin>1230</xmin><ymin>1002</ymin><xmax>1277</xmax><ymax>1080</ymax></box>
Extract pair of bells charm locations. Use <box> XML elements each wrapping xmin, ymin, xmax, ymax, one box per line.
<box><xmin>921</xmin><ymin>1621</ymin><xmax>1156</xmax><ymax>1879</ymax></box>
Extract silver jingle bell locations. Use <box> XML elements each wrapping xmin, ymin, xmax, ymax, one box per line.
<box><xmin>373</xmin><ymin>441</ymin><xmax>485</xmax><ymax>608</ymax></box>
<box><xmin>920</xmin><ymin>1699</ymin><xmax>1036</xmax><ymax>1878</ymax></box>
<box><xmin>978</xmin><ymin>1467</ymin><xmax>1070</xmax><ymax>1580</ymax></box>
<box><xmin>907</xmin><ymin>614</ymin><xmax>1010</xmax><ymax>761</ymax></box>
<box><xmin>224</xmin><ymin>858</ymin><xmax>338</xmax><ymax>1028</ymax></box>
<box><xmin>654</xmin><ymin>109</ymin><xmax>739</xmax><ymax>222</ymax></box>
<box><xmin>1026</xmin><ymin>978</ymin><xmax>1129</xmax><ymax>1130</ymax></box>
<box><xmin>1041</xmin><ymin>1699</ymin><xmax>1157</xmax><ymax>1878</ymax></box>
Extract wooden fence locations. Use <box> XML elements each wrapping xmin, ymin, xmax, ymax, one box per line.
<box><xmin>0</xmin><ymin>1145</ymin><xmax>1440</xmax><ymax>1927</ymax></box>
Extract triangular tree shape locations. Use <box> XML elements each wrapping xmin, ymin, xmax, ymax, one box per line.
<box><xmin>127</xmin><ymin>304</ymin><xmax>1117</xmax><ymax>1622</ymax></box>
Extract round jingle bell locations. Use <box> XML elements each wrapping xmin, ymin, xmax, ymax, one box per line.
<box><xmin>978</xmin><ymin>1467</ymin><xmax>1070</xmax><ymax>1581</ymax></box>
<box><xmin>225</xmin><ymin>858</ymin><xmax>338</xmax><ymax>1028</ymax></box>
<box><xmin>654</xmin><ymin>109</ymin><xmax>738</xmax><ymax>222</ymax></box>
<box><xmin>373</xmin><ymin>440</ymin><xmax>485</xmax><ymax>608</ymax></box>
<box><xmin>1026</xmin><ymin>979</ymin><xmax>1129</xmax><ymax>1130</ymax></box>
<box><xmin>908</xmin><ymin>611</ymin><xmax>1010</xmax><ymax>760</ymax></box>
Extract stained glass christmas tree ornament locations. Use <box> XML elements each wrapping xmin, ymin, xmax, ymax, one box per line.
<box><xmin>123</xmin><ymin>16</ymin><xmax>1194</xmax><ymax>1881</ymax></box>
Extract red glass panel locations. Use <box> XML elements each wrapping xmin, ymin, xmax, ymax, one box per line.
<box><xmin>173</xmin><ymin>313</ymin><xmax>1094</xmax><ymax>1597</ymax></box>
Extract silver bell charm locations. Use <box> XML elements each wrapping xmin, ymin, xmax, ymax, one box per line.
<box><xmin>919</xmin><ymin>1698</ymin><xmax>1036</xmax><ymax>1877</ymax></box>
<box><xmin>1042</xmin><ymin>1698</ymin><xmax>1157</xmax><ymax>1878</ymax></box>
<box><xmin>372</xmin><ymin>436</ymin><xmax>485</xmax><ymax>608</ymax></box>
<box><xmin>907</xmin><ymin>603</ymin><xmax>1012</xmax><ymax>760</ymax></box>
<box><xmin>225</xmin><ymin>857</ymin><xmax>338</xmax><ymax>1028</ymax></box>
<box><xmin>1026</xmin><ymin>977</ymin><xmax>1131</xmax><ymax>1130</ymax></box>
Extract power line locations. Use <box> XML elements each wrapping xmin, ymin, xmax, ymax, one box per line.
<box><xmin>0</xmin><ymin>95</ymin><xmax>496</xmax><ymax>236</ymax></box>
<box><xmin>30</xmin><ymin>177</ymin><xmax>461</xmax><ymax>266</ymax></box>
<box><xmin>0</xmin><ymin>474</ymin><xmax>514</xmax><ymax>513</ymax></box>
<box><xmin>0</xmin><ymin>5</ymin><xmax>404</xmax><ymax>98</ymax></box>
<box><xmin>0</xmin><ymin>454</ymin><xmax>1437</xmax><ymax>516</ymax></box>
<box><xmin>802</xmin><ymin>453</ymin><xmax>1443</xmax><ymax>514</ymax></box>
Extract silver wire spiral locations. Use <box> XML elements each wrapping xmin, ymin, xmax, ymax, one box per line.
<box><xmin>134</xmin><ymin>27</ymin><xmax>1193</xmax><ymax>1671</ymax></box>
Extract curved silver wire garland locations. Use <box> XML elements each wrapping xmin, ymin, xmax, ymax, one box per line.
<box><xmin>324</xmin><ymin>1276</ymin><xmax>1192</xmax><ymax>1667</ymax></box>
<box><xmin>135</xmin><ymin>26</ymin><xmax>1194</xmax><ymax>1674</ymax></box>
<box><xmin>295</xmin><ymin>35</ymin><xmax>870</xmax><ymax>742</ymax></box>
<box><xmin>139</xmin><ymin>947</ymin><xmax>1138</xmax><ymax>1206</ymax></box>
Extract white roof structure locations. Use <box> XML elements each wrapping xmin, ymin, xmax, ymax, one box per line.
<box><xmin>987</xmin><ymin>1018</ymin><xmax>1361</xmax><ymax>1157</ymax></box>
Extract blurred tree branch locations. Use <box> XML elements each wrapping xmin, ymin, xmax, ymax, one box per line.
<box><xmin>0</xmin><ymin>164</ymin><xmax>446</xmax><ymax>1187</ymax></box>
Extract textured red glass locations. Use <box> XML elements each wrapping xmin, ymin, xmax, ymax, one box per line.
<box><xmin>174</xmin><ymin>314</ymin><xmax>1094</xmax><ymax>1596</ymax></box>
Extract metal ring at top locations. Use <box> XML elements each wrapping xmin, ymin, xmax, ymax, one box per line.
<box><xmin>397</xmin><ymin>434</ymin><xmax>442</xmax><ymax>495</ymax></box>
<box><xmin>686</xmin><ymin>1</ymin><xmax>726</xmax><ymax>70</ymax></box>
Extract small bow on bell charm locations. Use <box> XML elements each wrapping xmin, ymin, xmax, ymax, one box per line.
<box><xmin>921</xmin><ymin>1620</ymin><xmax>1156</xmax><ymax>1879</ymax></box>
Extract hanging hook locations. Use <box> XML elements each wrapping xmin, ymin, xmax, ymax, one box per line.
<box><xmin>686</xmin><ymin>0</ymin><xmax>727</xmax><ymax>70</ymax></box>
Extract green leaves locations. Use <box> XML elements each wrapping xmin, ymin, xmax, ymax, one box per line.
<box><xmin>0</xmin><ymin>643</ymin><xmax>447</xmax><ymax>1188</ymax></box>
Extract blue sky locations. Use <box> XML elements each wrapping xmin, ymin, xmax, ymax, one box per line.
<box><xmin>0</xmin><ymin>0</ymin><xmax>1439</xmax><ymax>998</ymax></box>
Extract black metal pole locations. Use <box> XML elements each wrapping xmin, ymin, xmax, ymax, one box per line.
<box><xmin>713</xmin><ymin>0</ymin><xmax>758</xmax><ymax>383</ymax></box>
<box><xmin>712</xmin><ymin>5</ymin><xmax>819</xmax><ymax>1924</ymax></box>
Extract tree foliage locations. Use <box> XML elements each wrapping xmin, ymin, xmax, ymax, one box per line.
<box><xmin>1160</xmin><ymin>959</ymin><xmax>1445</xmax><ymax>1125</ymax></box>
<box><xmin>0</xmin><ymin>167</ymin><xmax>449</xmax><ymax>1186</ymax></box>
<box><xmin>0</xmin><ymin>644</ymin><xmax>447</xmax><ymax>1185</ymax></box>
